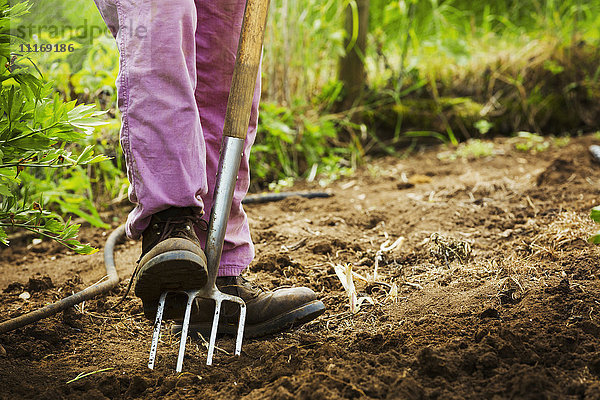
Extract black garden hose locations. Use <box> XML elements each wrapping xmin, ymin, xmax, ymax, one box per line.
<box><xmin>242</xmin><ymin>191</ymin><xmax>332</xmax><ymax>204</ymax></box>
<box><xmin>0</xmin><ymin>224</ymin><xmax>125</xmax><ymax>334</ymax></box>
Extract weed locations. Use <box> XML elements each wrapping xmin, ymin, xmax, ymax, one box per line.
<box><xmin>590</xmin><ymin>206</ymin><xmax>600</xmax><ymax>244</ymax></box>
<box><xmin>438</xmin><ymin>139</ymin><xmax>495</xmax><ymax>160</ymax></box>
<box><xmin>456</xmin><ymin>139</ymin><xmax>495</xmax><ymax>159</ymax></box>
<box><xmin>513</xmin><ymin>132</ymin><xmax>550</xmax><ymax>153</ymax></box>
<box><xmin>474</xmin><ymin>119</ymin><xmax>493</xmax><ymax>135</ymax></box>
<box><xmin>553</xmin><ymin>136</ymin><xmax>570</xmax><ymax>148</ymax></box>
<box><xmin>250</xmin><ymin>101</ymin><xmax>357</xmax><ymax>189</ymax></box>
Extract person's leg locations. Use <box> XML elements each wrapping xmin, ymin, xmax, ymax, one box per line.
<box><xmin>94</xmin><ymin>0</ymin><xmax>208</xmax><ymax>239</ymax></box>
<box><xmin>95</xmin><ymin>0</ymin><xmax>326</xmax><ymax>331</ymax></box>
<box><xmin>193</xmin><ymin>0</ymin><xmax>259</xmax><ymax>276</ymax></box>
<box><xmin>93</xmin><ymin>0</ymin><xmax>208</xmax><ymax>317</ymax></box>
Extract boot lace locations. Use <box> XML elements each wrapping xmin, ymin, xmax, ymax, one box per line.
<box><xmin>140</xmin><ymin>214</ymin><xmax>207</xmax><ymax>260</ymax></box>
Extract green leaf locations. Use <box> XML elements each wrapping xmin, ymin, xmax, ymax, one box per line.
<box><xmin>7</xmin><ymin>2</ymin><xmax>31</xmax><ymax>18</ymax></box>
<box><xmin>10</xmin><ymin>135</ymin><xmax>53</xmax><ymax>150</ymax></box>
<box><xmin>75</xmin><ymin>145</ymin><xmax>94</xmax><ymax>165</ymax></box>
<box><xmin>57</xmin><ymin>200</ymin><xmax>110</xmax><ymax>229</ymax></box>
<box><xmin>84</xmin><ymin>154</ymin><xmax>111</xmax><ymax>164</ymax></box>
<box><xmin>0</xmin><ymin>226</ymin><xmax>7</xmax><ymax>246</ymax></box>
<box><xmin>66</xmin><ymin>104</ymin><xmax>96</xmax><ymax>120</ymax></box>
<box><xmin>0</xmin><ymin>183</ymin><xmax>12</xmax><ymax>197</ymax></box>
<box><xmin>43</xmin><ymin>219</ymin><xmax>64</xmax><ymax>233</ymax></box>
<box><xmin>591</xmin><ymin>206</ymin><xmax>600</xmax><ymax>223</ymax></box>
<box><xmin>73</xmin><ymin>243</ymin><xmax>98</xmax><ymax>255</ymax></box>
<box><xmin>589</xmin><ymin>233</ymin><xmax>600</xmax><ymax>244</ymax></box>
<box><xmin>69</xmin><ymin>117</ymin><xmax>109</xmax><ymax>127</ymax></box>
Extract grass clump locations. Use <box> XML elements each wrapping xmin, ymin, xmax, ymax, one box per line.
<box><xmin>510</xmin><ymin>132</ymin><xmax>571</xmax><ymax>153</ymax></box>
<box><xmin>512</xmin><ymin>132</ymin><xmax>550</xmax><ymax>153</ymax></box>
<box><xmin>438</xmin><ymin>139</ymin><xmax>495</xmax><ymax>160</ymax></box>
<box><xmin>454</xmin><ymin>139</ymin><xmax>495</xmax><ymax>159</ymax></box>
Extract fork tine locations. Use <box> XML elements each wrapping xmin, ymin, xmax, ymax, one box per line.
<box><xmin>148</xmin><ymin>291</ymin><xmax>168</xmax><ymax>370</ymax></box>
<box><xmin>234</xmin><ymin>301</ymin><xmax>246</xmax><ymax>356</ymax></box>
<box><xmin>206</xmin><ymin>299</ymin><xmax>222</xmax><ymax>366</ymax></box>
<box><xmin>149</xmin><ymin>291</ymin><xmax>246</xmax><ymax>370</ymax></box>
<box><xmin>175</xmin><ymin>292</ymin><xmax>196</xmax><ymax>373</ymax></box>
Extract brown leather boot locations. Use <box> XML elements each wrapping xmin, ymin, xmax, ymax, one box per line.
<box><xmin>173</xmin><ymin>275</ymin><xmax>326</xmax><ymax>338</ymax></box>
<box><xmin>134</xmin><ymin>207</ymin><xmax>208</xmax><ymax>320</ymax></box>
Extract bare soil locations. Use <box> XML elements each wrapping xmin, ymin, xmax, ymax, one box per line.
<box><xmin>2</xmin><ymin>135</ymin><xmax>600</xmax><ymax>399</ymax></box>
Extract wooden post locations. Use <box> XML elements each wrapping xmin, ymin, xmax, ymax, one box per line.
<box><xmin>338</xmin><ymin>0</ymin><xmax>369</xmax><ymax>111</ymax></box>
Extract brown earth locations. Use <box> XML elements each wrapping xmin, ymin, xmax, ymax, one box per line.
<box><xmin>2</xmin><ymin>135</ymin><xmax>600</xmax><ymax>399</ymax></box>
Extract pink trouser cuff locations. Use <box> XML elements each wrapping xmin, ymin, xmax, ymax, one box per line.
<box><xmin>217</xmin><ymin>265</ymin><xmax>248</xmax><ymax>278</ymax></box>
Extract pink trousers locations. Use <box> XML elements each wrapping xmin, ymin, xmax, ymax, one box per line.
<box><xmin>93</xmin><ymin>0</ymin><xmax>259</xmax><ymax>276</ymax></box>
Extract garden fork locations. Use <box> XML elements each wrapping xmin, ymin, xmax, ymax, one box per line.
<box><xmin>147</xmin><ymin>0</ymin><xmax>271</xmax><ymax>371</ymax></box>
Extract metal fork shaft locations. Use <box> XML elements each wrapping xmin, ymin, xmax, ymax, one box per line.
<box><xmin>204</xmin><ymin>136</ymin><xmax>245</xmax><ymax>287</ymax></box>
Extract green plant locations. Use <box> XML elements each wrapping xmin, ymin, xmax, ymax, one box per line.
<box><xmin>10</xmin><ymin>7</ymin><xmax>124</xmax><ymax>221</ymax></box>
<box><xmin>474</xmin><ymin>119</ymin><xmax>493</xmax><ymax>135</ymax></box>
<box><xmin>553</xmin><ymin>136</ymin><xmax>570</xmax><ymax>148</ymax></box>
<box><xmin>250</xmin><ymin>101</ymin><xmax>356</xmax><ymax>189</ymax></box>
<box><xmin>24</xmin><ymin>31</ymin><xmax>125</xmax><ymax>217</ymax></box>
<box><xmin>589</xmin><ymin>206</ymin><xmax>600</xmax><ymax>244</ymax></box>
<box><xmin>0</xmin><ymin>1</ymin><xmax>108</xmax><ymax>253</ymax></box>
<box><xmin>513</xmin><ymin>131</ymin><xmax>550</xmax><ymax>153</ymax></box>
<box><xmin>455</xmin><ymin>139</ymin><xmax>495</xmax><ymax>159</ymax></box>
<box><xmin>437</xmin><ymin>138</ymin><xmax>495</xmax><ymax>160</ymax></box>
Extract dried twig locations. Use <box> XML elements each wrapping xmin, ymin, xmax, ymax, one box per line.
<box><xmin>332</xmin><ymin>263</ymin><xmax>374</xmax><ymax>313</ymax></box>
<box><xmin>66</xmin><ymin>368</ymin><xmax>114</xmax><ymax>384</ymax></box>
<box><xmin>374</xmin><ymin>236</ymin><xmax>404</xmax><ymax>280</ymax></box>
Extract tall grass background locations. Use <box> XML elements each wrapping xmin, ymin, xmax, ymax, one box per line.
<box><xmin>10</xmin><ymin>0</ymin><xmax>600</xmax><ymax>223</ymax></box>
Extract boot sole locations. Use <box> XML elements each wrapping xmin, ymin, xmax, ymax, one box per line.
<box><xmin>172</xmin><ymin>299</ymin><xmax>326</xmax><ymax>339</ymax></box>
<box><xmin>135</xmin><ymin>250</ymin><xmax>208</xmax><ymax>319</ymax></box>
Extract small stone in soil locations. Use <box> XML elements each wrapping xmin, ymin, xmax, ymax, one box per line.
<box><xmin>479</xmin><ymin>308</ymin><xmax>500</xmax><ymax>319</ymax></box>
